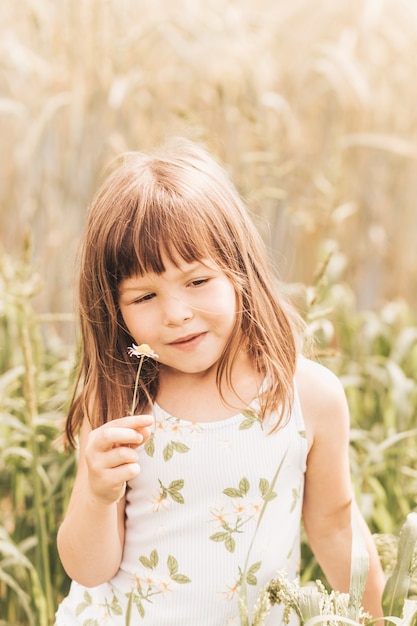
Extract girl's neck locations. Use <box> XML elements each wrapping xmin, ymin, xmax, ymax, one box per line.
<box><xmin>156</xmin><ymin>356</ymin><xmax>262</xmax><ymax>423</ymax></box>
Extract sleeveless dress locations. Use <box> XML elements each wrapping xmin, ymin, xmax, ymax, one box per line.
<box><xmin>54</xmin><ymin>384</ymin><xmax>307</xmax><ymax>625</ymax></box>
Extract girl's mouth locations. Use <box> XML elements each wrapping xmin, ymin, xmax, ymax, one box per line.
<box><xmin>169</xmin><ymin>332</ymin><xmax>206</xmax><ymax>350</ymax></box>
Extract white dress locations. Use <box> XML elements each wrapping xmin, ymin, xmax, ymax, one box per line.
<box><xmin>55</xmin><ymin>384</ymin><xmax>307</xmax><ymax>625</ymax></box>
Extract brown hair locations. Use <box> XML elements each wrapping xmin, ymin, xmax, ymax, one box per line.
<box><xmin>65</xmin><ymin>138</ymin><xmax>302</xmax><ymax>446</ymax></box>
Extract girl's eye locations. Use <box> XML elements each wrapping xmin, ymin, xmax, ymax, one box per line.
<box><xmin>134</xmin><ymin>293</ymin><xmax>155</xmax><ymax>304</ymax></box>
<box><xmin>190</xmin><ymin>278</ymin><xmax>209</xmax><ymax>287</ymax></box>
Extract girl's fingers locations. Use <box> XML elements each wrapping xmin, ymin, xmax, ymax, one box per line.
<box><xmin>91</xmin><ymin>415</ymin><xmax>154</xmax><ymax>450</ymax></box>
<box><xmin>84</xmin><ymin>415</ymin><xmax>153</xmax><ymax>502</ymax></box>
<box><xmin>99</xmin><ymin>427</ymin><xmax>143</xmax><ymax>449</ymax></box>
<box><xmin>86</xmin><ymin>446</ymin><xmax>140</xmax><ymax>491</ymax></box>
<box><xmin>87</xmin><ymin>463</ymin><xmax>140</xmax><ymax>504</ymax></box>
<box><xmin>113</xmin><ymin>414</ymin><xmax>154</xmax><ymax>429</ymax></box>
<box><xmin>105</xmin><ymin>445</ymin><xmax>139</xmax><ymax>467</ymax></box>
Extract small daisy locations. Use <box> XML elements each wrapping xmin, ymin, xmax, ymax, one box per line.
<box><xmin>250</xmin><ymin>497</ymin><xmax>264</xmax><ymax>515</ymax></box>
<box><xmin>127</xmin><ymin>343</ymin><xmax>159</xmax><ymax>415</ymax></box>
<box><xmin>154</xmin><ymin>577</ymin><xmax>173</xmax><ymax>596</ymax></box>
<box><xmin>209</xmin><ymin>504</ymin><xmax>234</xmax><ymax>527</ymax></box>
<box><xmin>127</xmin><ymin>343</ymin><xmax>159</xmax><ymax>359</ymax></box>
<box><xmin>232</xmin><ymin>499</ymin><xmax>252</xmax><ymax>518</ymax></box>
<box><xmin>220</xmin><ymin>579</ymin><xmax>240</xmax><ymax>602</ymax></box>
<box><xmin>150</xmin><ymin>490</ymin><xmax>171</xmax><ymax>513</ymax></box>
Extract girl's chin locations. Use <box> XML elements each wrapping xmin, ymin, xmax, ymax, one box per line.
<box><xmin>159</xmin><ymin>361</ymin><xmax>219</xmax><ymax>378</ymax></box>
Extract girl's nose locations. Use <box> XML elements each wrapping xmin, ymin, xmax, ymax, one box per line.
<box><xmin>163</xmin><ymin>296</ymin><xmax>194</xmax><ymax>327</ymax></box>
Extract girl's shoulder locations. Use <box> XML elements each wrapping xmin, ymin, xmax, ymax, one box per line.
<box><xmin>295</xmin><ymin>355</ymin><xmax>350</xmax><ymax>445</ymax></box>
<box><xmin>295</xmin><ymin>355</ymin><xmax>344</xmax><ymax>392</ymax></box>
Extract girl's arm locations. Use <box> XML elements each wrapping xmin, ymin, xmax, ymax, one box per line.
<box><xmin>57</xmin><ymin>413</ymin><xmax>153</xmax><ymax>587</ymax></box>
<box><xmin>296</xmin><ymin>357</ymin><xmax>385</xmax><ymax>621</ymax></box>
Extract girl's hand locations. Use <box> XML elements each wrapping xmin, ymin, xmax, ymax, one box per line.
<box><xmin>84</xmin><ymin>414</ymin><xmax>153</xmax><ymax>505</ymax></box>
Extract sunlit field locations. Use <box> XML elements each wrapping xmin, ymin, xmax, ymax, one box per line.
<box><xmin>1</xmin><ymin>1</ymin><xmax>417</xmax><ymax>624</ymax></box>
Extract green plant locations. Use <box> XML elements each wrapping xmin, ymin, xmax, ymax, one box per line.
<box><xmin>0</xmin><ymin>243</ymin><xmax>76</xmax><ymax>625</ymax></box>
<box><xmin>292</xmin><ymin>243</ymin><xmax>417</xmax><ymax>584</ymax></box>
<box><xmin>244</xmin><ymin>513</ymin><xmax>417</xmax><ymax>626</ymax></box>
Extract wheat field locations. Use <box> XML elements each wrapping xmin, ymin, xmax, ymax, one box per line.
<box><xmin>1</xmin><ymin>0</ymin><xmax>417</xmax><ymax>318</ymax></box>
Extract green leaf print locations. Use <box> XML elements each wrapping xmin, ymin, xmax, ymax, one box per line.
<box><xmin>76</xmin><ymin>590</ymin><xmax>123</xmax><ymax>622</ymax></box>
<box><xmin>166</xmin><ymin>555</ymin><xmax>191</xmax><ymax>583</ymax></box>
<box><xmin>258</xmin><ymin>477</ymin><xmax>277</xmax><ymax>502</ymax></box>
<box><xmin>171</xmin><ymin>573</ymin><xmax>192</xmax><ymax>583</ymax></box>
<box><xmin>76</xmin><ymin>590</ymin><xmax>92</xmax><ymax>616</ymax></box>
<box><xmin>99</xmin><ymin>592</ymin><xmax>124</xmax><ymax>618</ymax></box>
<box><xmin>157</xmin><ymin>478</ymin><xmax>185</xmax><ymax>504</ymax></box>
<box><xmin>167</xmin><ymin>554</ymin><xmax>178</xmax><ymax>575</ymax></box>
<box><xmin>139</xmin><ymin>556</ymin><xmax>153</xmax><ymax>569</ymax></box>
<box><xmin>76</xmin><ymin>602</ymin><xmax>89</xmax><ymax>617</ymax></box>
<box><xmin>223</xmin><ymin>476</ymin><xmax>250</xmax><ymax>498</ymax></box>
<box><xmin>239</xmin><ymin>409</ymin><xmax>262</xmax><ymax>430</ymax></box>
<box><xmin>245</xmin><ymin>561</ymin><xmax>262</xmax><ymax>586</ymax></box>
<box><xmin>172</xmin><ymin>441</ymin><xmax>189</xmax><ymax>453</ymax></box>
<box><xmin>109</xmin><ymin>597</ymin><xmax>123</xmax><ymax>616</ymax></box>
<box><xmin>210</xmin><ymin>531</ymin><xmax>229</xmax><ymax>542</ymax></box>
<box><xmin>150</xmin><ymin>548</ymin><xmax>159</xmax><ymax>567</ymax></box>
<box><xmin>169</xmin><ymin>491</ymin><xmax>184</xmax><ymax>504</ymax></box>
<box><xmin>163</xmin><ymin>441</ymin><xmax>189</xmax><ymax>461</ymax></box>
<box><xmin>139</xmin><ymin>549</ymin><xmax>159</xmax><ymax>569</ymax></box>
<box><xmin>290</xmin><ymin>486</ymin><xmax>300</xmax><ymax>512</ymax></box>
<box><xmin>131</xmin><ymin>595</ymin><xmax>145</xmax><ymax>619</ymax></box>
<box><xmin>169</xmin><ymin>479</ymin><xmax>184</xmax><ymax>490</ymax></box>
<box><xmin>144</xmin><ymin>434</ymin><xmax>155</xmax><ymax>457</ymax></box>
<box><xmin>225</xmin><ymin>535</ymin><xmax>236</xmax><ymax>553</ymax></box>
<box><xmin>258</xmin><ymin>478</ymin><xmax>269</xmax><ymax>497</ymax></box>
<box><xmin>239</xmin><ymin>477</ymin><xmax>250</xmax><ymax>495</ymax></box>
<box><xmin>209</xmin><ymin>521</ymin><xmax>241</xmax><ymax>553</ymax></box>
<box><xmin>223</xmin><ymin>487</ymin><xmax>243</xmax><ymax>498</ymax></box>
<box><xmin>264</xmin><ymin>491</ymin><xmax>277</xmax><ymax>502</ymax></box>
<box><xmin>76</xmin><ymin>603</ymin><xmax>89</xmax><ymax>617</ymax></box>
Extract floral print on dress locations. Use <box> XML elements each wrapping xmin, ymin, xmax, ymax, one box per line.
<box><xmin>239</xmin><ymin>408</ymin><xmax>264</xmax><ymax>430</ymax></box>
<box><xmin>144</xmin><ymin>413</ymin><xmax>202</xmax><ymax>460</ymax></box>
<box><xmin>125</xmin><ymin>551</ymin><xmax>191</xmax><ymax>619</ymax></box>
<box><xmin>56</xmin><ymin>390</ymin><xmax>307</xmax><ymax>626</ymax></box>
<box><xmin>209</xmin><ymin>476</ymin><xmax>277</xmax><ymax>553</ymax></box>
<box><xmin>75</xmin><ymin>589</ymin><xmax>122</xmax><ymax>625</ymax></box>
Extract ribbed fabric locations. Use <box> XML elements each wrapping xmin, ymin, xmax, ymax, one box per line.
<box><xmin>55</xmin><ymin>384</ymin><xmax>307</xmax><ymax>625</ymax></box>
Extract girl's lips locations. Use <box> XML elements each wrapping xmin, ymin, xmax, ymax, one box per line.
<box><xmin>169</xmin><ymin>332</ymin><xmax>206</xmax><ymax>350</ymax></box>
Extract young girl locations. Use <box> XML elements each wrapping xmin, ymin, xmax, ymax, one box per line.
<box><xmin>55</xmin><ymin>138</ymin><xmax>385</xmax><ymax>625</ymax></box>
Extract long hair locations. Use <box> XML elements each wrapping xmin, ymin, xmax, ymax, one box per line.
<box><xmin>65</xmin><ymin>138</ymin><xmax>303</xmax><ymax>446</ymax></box>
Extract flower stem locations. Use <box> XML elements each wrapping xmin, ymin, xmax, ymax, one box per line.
<box><xmin>130</xmin><ymin>355</ymin><xmax>145</xmax><ymax>415</ymax></box>
<box><xmin>239</xmin><ymin>450</ymin><xmax>288</xmax><ymax>625</ymax></box>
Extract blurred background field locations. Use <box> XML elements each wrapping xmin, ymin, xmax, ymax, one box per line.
<box><xmin>1</xmin><ymin>0</ymin><xmax>417</xmax><ymax>624</ymax></box>
<box><xmin>2</xmin><ymin>0</ymin><xmax>417</xmax><ymax>314</ymax></box>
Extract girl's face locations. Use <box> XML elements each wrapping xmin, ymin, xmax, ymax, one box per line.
<box><xmin>118</xmin><ymin>254</ymin><xmax>238</xmax><ymax>378</ymax></box>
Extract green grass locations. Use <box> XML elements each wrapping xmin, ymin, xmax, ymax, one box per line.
<box><xmin>1</xmin><ymin>240</ymin><xmax>417</xmax><ymax>624</ymax></box>
<box><xmin>0</xmin><ymin>243</ymin><xmax>75</xmax><ymax>625</ymax></box>
<box><xmin>296</xmin><ymin>243</ymin><xmax>417</xmax><ymax>585</ymax></box>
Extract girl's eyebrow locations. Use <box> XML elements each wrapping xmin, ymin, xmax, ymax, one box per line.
<box><xmin>118</xmin><ymin>277</ymin><xmax>155</xmax><ymax>293</ymax></box>
<box><xmin>119</xmin><ymin>278</ymin><xmax>157</xmax><ymax>294</ymax></box>
<box><xmin>120</xmin><ymin>284</ymin><xmax>148</xmax><ymax>292</ymax></box>
<box><xmin>119</xmin><ymin>261</ymin><xmax>214</xmax><ymax>293</ymax></box>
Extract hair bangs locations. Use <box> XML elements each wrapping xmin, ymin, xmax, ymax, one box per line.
<box><xmin>111</xmin><ymin>195</ymin><xmax>227</xmax><ymax>284</ymax></box>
